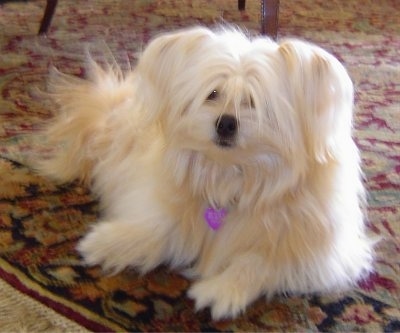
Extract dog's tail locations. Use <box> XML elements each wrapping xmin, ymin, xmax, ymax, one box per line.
<box><xmin>38</xmin><ymin>59</ymin><xmax>137</xmax><ymax>185</ymax></box>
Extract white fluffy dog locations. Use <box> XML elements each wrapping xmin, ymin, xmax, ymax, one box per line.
<box><xmin>40</xmin><ymin>26</ymin><xmax>374</xmax><ymax>320</ymax></box>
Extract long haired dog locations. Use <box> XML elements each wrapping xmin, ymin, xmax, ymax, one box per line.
<box><xmin>40</xmin><ymin>27</ymin><xmax>374</xmax><ymax>320</ymax></box>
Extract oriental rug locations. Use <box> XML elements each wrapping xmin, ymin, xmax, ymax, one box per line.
<box><xmin>0</xmin><ymin>0</ymin><xmax>399</xmax><ymax>331</ymax></box>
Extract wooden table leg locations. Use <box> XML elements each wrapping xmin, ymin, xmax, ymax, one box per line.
<box><xmin>38</xmin><ymin>0</ymin><xmax>58</xmax><ymax>35</ymax></box>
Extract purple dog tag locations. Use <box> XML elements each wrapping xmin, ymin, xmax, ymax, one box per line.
<box><xmin>204</xmin><ymin>207</ymin><xmax>227</xmax><ymax>231</ymax></box>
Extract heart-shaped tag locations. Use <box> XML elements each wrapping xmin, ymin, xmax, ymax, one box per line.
<box><xmin>204</xmin><ymin>207</ymin><xmax>227</xmax><ymax>231</ymax></box>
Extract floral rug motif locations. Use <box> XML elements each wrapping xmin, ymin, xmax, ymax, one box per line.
<box><xmin>0</xmin><ymin>0</ymin><xmax>399</xmax><ymax>331</ymax></box>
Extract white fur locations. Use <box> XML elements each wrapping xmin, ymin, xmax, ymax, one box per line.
<box><xmin>39</xmin><ymin>26</ymin><xmax>374</xmax><ymax>320</ymax></box>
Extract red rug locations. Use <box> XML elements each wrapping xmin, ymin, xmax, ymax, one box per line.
<box><xmin>0</xmin><ymin>0</ymin><xmax>399</xmax><ymax>331</ymax></box>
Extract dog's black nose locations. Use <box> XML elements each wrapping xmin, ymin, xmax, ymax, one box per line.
<box><xmin>216</xmin><ymin>114</ymin><xmax>238</xmax><ymax>139</ymax></box>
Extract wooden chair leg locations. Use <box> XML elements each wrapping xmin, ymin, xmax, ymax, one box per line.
<box><xmin>261</xmin><ymin>0</ymin><xmax>279</xmax><ymax>39</ymax></box>
<box><xmin>38</xmin><ymin>0</ymin><xmax>58</xmax><ymax>35</ymax></box>
<box><xmin>239</xmin><ymin>0</ymin><xmax>279</xmax><ymax>38</ymax></box>
<box><xmin>38</xmin><ymin>0</ymin><xmax>278</xmax><ymax>37</ymax></box>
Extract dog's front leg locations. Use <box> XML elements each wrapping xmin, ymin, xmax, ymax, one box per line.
<box><xmin>188</xmin><ymin>252</ymin><xmax>268</xmax><ymax>320</ymax></box>
<box><xmin>77</xmin><ymin>218</ymin><xmax>173</xmax><ymax>274</ymax></box>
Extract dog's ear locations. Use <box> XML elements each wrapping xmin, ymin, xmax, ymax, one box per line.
<box><xmin>278</xmin><ymin>40</ymin><xmax>354</xmax><ymax>162</ymax></box>
<box><xmin>135</xmin><ymin>27</ymin><xmax>212</xmax><ymax>121</ymax></box>
<box><xmin>138</xmin><ymin>27</ymin><xmax>211</xmax><ymax>82</ymax></box>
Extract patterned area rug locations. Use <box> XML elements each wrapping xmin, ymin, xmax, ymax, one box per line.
<box><xmin>0</xmin><ymin>0</ymin><xmax>399</xmax><ymax>331</ymax></box>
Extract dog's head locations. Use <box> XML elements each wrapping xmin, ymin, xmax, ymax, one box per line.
<box><xmin>136</xmin><ymin>27</ymin><xmax>354</xmax><ymax>202</ymax></box>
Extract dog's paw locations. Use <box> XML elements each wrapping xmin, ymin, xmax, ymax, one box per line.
<box><xmin>77</xmin><ymin>222</ymin><xmax>132</xmax><ymax>274</ymax></box>
<box><xmin>77</xmin><ymin>220</ymin><xmax>167</xmax><ymax>274</ymax></box>
<box><xmin>77</xmin><ymin>224</ymin><xmax>118</xmax><ymax>273</ymax></box>
<box><xmin>188</xmin><ymin>276</ymin><xmax>250</xmax><ymax>320</ymax></box>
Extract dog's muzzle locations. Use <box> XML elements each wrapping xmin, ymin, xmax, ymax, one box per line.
<box><xmin>215</xmin><ymin>114</ymin><xmax>238</xmax><ymax>148</ymax></box>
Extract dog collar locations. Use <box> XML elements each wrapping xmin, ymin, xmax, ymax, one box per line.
<box><xmin>204</xmin><ymin>207</ymin><xmax>227</xmax><ymax>231</ymax></box>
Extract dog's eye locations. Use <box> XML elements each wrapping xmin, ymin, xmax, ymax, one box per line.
<box><xmin>250</xmin><ymin>96</ymin><xmax>255</xmax><ymax>108</ymax></box>
<box><xmin>207</xmin><ymin>90</ymin><xmax>219</xmax><ymax>101</ymax></box>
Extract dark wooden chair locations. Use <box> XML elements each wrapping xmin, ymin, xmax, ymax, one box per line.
<box><xmin>39</xmin><ymin>0</ymin><xmax>279</xmax><ymax>39</ymax></box>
